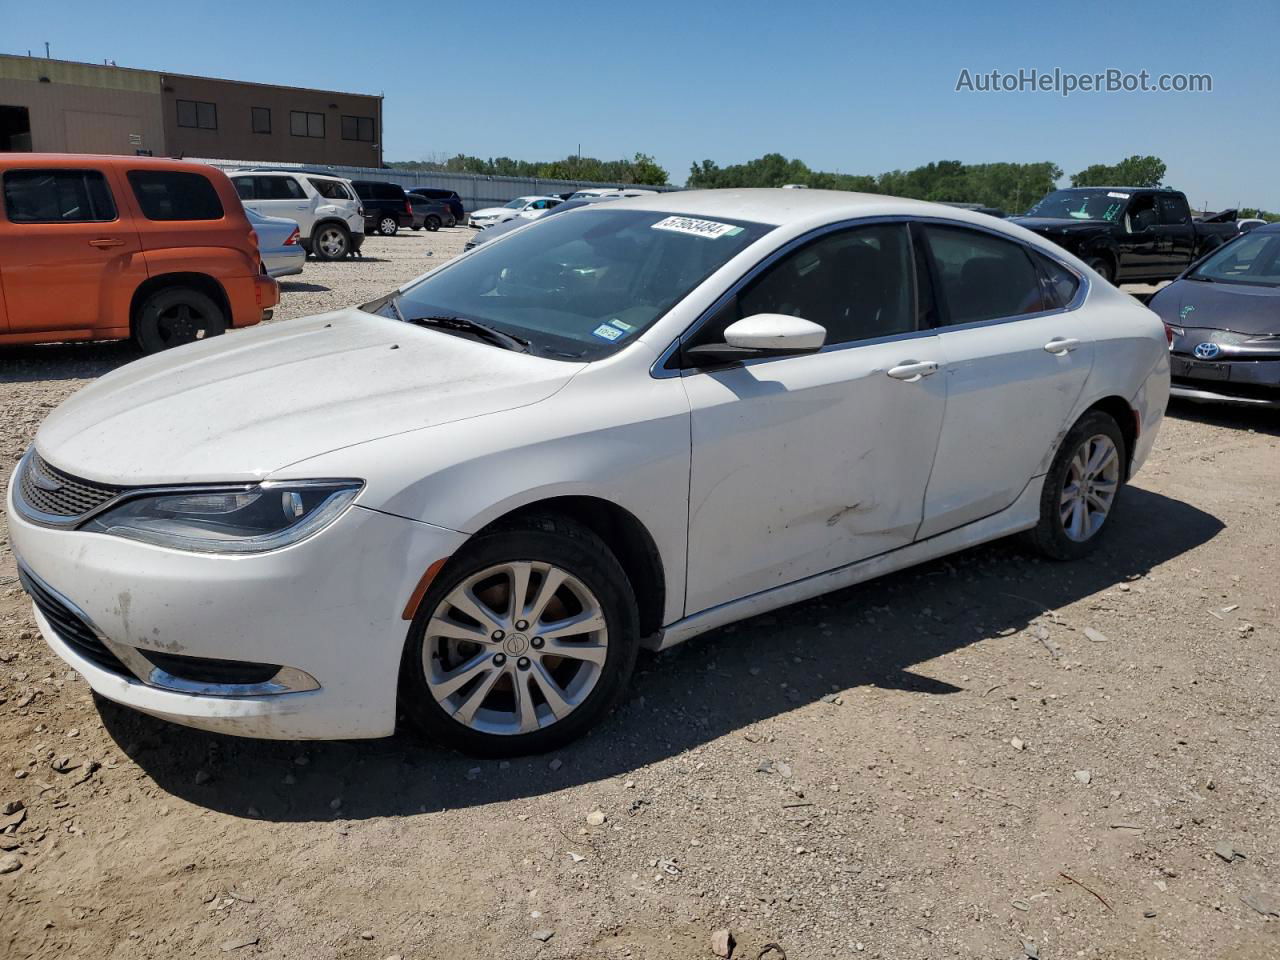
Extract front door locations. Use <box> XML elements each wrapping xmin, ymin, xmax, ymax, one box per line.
<box><xmin>914</xmin><ymin>223</ymin><xmax>1095</xmax><ymax>539</ymax></box>
<box><xmin>0</xmin><ymin>165</ymin><xmax>144</xmax><ymax>334</ymax></box>
<box><xmin>682</xmin><ymin>222</ymin><xmax>947</xmax><ymax>615</ymax></box>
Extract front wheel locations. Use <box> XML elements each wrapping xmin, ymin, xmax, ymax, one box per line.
<box><xmin>133</xmin><ymin>287</ymin><xmax>227</xmax><ymax>354</ymax></box>
<box><xmin>378</xmin><ymin>216</ymin><xmax>399</xmax><ymax>236</ymax></box>
<box><xmin>400</xmin><ymin>517</ymin><xmax>640</xmax><ymax>756</ymax></box>
<box><xmin>1027</xmin><ymin>410</ymin><xmax>1126</xmax><ymax>560</ymax></box>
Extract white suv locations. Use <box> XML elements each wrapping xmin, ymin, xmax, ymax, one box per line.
<box><xmin>229</xmin><ymin>171</ymin><xmax>365</xmax><ymax>261</ymax></box>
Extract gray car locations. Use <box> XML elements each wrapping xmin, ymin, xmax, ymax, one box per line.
<box><xmin>247</xmin><ymin>208</ymin><xmax>305</xmax><ymax>279</ymax></box>
<box><xmin>407</xmin><ymin>194</ymin><xmax>455</xmax><ymax>231</ymax></box>
<box><xmin>1148</xmin><ymin>222</ymin><xmax>1280</xmax><ymax>408</ymax></box>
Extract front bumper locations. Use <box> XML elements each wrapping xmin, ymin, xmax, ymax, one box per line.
<box><xmin>1169</xmin><ymin>353</ymin><xmax>1280</xmax><ymax>407</ymax></box>
<box><xmin>7</xmin><ymin>477</ymin><xmax>466</xmax><ymax>739</ymax></box>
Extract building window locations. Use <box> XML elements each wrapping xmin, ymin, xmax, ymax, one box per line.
<box><xmin>176</xmin><ymin>99</ymin><xmax>217</xmax><ymax>130</ymax></box>
<box><xmin>251</xmin><ymin>107</ymin><xmax>271</xmax><ymax>134</ymax></box>
<box><xmin>341</xmin><ymin>115</ymin><xmax>375</xmax><ymax>142</ymax></box>
<box><xmin>289</xmin><ymin>111</ymin><xmax>325</xmax><ymax>138</ymax></box>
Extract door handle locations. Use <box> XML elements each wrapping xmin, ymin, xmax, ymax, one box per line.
<box><xmin>886</xmin><ymin>360</ymin><xmax>940</xmax><ymax>381</ymax></box>
<box><xmin>88</xmin><ymin>238</ymin><xmax>125</xmax><ymax>248</ymax></box>
<box><xmin>1044</xmin><ymin>337</ymin><xmax>1081</xmax><ymax>355</ymax></box>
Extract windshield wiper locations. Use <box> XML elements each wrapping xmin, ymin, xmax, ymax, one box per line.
<box><xmin>406</xmin><ymin>314</ymin><xmax>530</xmax><ymax>352</ymax></box>
<box><xmin>1186</xmin><ymin>274</ymin><xmax>1218</xmax><ymax>283</ymax></box>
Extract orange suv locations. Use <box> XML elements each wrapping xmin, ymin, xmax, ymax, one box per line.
<box><xmin>0</xmin><ymin>155</ymin><xmax>278</xmax><ymax>352</ymax></box>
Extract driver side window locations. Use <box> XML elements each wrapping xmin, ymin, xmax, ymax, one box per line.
<box><xmin>723</xmin><ymin>223</ymin><xmax>917</xmax><ymax>348</ymax></box>
<box><xmin>1126</xmin><ymin>196</ymin><xmax>1157</xmax><ymax>233</ymax></box>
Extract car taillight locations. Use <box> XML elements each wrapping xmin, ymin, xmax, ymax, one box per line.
<box><xmin>404</xmin><ymin>199</ymin><xmax>413</xmax><ymax>215</ymax></box>
<box><xmin>284</xmin><ymin>227</ymin><xmax>300</xmax><ymax>246</ymax></box>
<box><xmin>358</xmin><ymin>205</ymin><xmax>365</xmax><ymax>216</ymax></box>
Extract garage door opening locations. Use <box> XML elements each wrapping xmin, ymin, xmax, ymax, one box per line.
<box><xmin>0</xmin><ymin>105</ymin><xmax>33</xmax><ymax>152</ymax></box>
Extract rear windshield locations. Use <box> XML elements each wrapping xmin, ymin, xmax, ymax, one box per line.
<box><xmin>127</xmin><ymin>170</ymin><xmax>224</xmax><ymax>221</ymax></box>
<box><xmin>385</xmin><ymin>208</ymin><xmax>772</xmax><ymax>360</ymax></box>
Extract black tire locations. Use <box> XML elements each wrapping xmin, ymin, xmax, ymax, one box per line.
<box><xmin>133</xmin><ymin>286</ymin><xmax>227</xmax><ymax>354</ymax></box>
<box><xmin>400</xmin><ymin>515</ymin><xmax>641</xmax><ymax>756</ymax></box>
<box><xmin>426</xmin><ymin>215</ymin><xmax>441</xmax><ymax>232</ymax></box>
<box><xmin>1085</xmin><ymin>255</ymin><xmax>1115</xmax><ymax>285</ymax></box>
<box><xmin>1026</xmin><ymin>409</ymin><xmax>1127</xmax><ymax>561</ymax></box>
<box><xmin>410</xmin><ymin>224</ymin><xmax>422</xmax><ymax>231</ymax></box>
<box><xmin>378</xmin><ymin>215</ymin><xmax>399</xmax><ymax>236</ymax></box>
<box><xmin>312</xmin><ymin>223</ymin><xmax>351</xmax><ymax>261</ymax></box>
<box><xmin>446</xmin><ymin>216</ymin><xmax>457</xmax><ymax>228</ymax></box>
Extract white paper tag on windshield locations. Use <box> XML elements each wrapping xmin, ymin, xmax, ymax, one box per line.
<box><xmin>1107</xmin><ymin>192</ymin><xmax>1131</xmax><ymax>199</ymax></box>
<box><xmin>651</xmin><ymin>216</ymin><xmax>743</xmax><ymax>239</ymax></box>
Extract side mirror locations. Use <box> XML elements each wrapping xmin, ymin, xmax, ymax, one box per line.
<box><xmin>684</xmin><ymin>313</ymin><xmax>826</xmax><ymax>366</ymax></box>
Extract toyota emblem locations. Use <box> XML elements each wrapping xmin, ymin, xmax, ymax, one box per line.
<box><xmin>1193</xmin><ymin>342</ymin><xmax>1221</xmax><ymax>360</ymax></box>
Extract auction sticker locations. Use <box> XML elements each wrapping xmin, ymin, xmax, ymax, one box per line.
<box><xmin>651</xmin><ymin>216</ymin><xmax>744</xmax><ymax>239</ymax></box>
<box><xmin>1106</xmin><ymin>192</ymin><xmax>1131</xmax><ymax>199</ymax></box>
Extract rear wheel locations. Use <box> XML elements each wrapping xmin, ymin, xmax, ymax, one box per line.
<box><xmin>133</xmin><ymin>287</ymin><xmax>227</xmax><ymax>354</ymax></box>
<box><xmin>312</xmin><ymin>224</ymin><xmax>350</xmax><ymax>261</ymax></box>
<box><xmin>426</xmin><ymin>215</ymin><xmax>441</xmax><ymax>232</ymax></box>
<box><xmin>1027</xmin><ymin>410</ymin><xmax>1126</xmax><ymax>560</ymax></box>
<box><xmin>446</xmin><ymin>216</ymin><xmax>457</xmax><ymax>228</ymax></box>
<box><xmin>400</xmin><ymin>516</ymin><xmax>640</xmax><ymax>756</ymax></box>
<box><xmin>378</xmin><ymin>215</ymin><xmax>399</xmax><ymax>236</ymax></box>
<box><xmin>1085</xmin><ymin>255</ymin><xmax>1115</xmax><ymax>285</ymax></box>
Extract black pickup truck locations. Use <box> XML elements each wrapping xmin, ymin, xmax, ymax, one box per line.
<box><xmin>1011</xmin><ymin>187</ymin><xmax>1239</xmax><ymax>284</ymax></box>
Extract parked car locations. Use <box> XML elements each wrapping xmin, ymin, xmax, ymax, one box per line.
<box><xmin>1012</xmin><ymin>187</ymin><xmax>1239</xmax><ymax>285</ymax></box>
<box><xmin>8</xmin><ymin>189</ymin><xmax>1168</xmax><ymax>754</ymax></box>
<box><xmin>405</xmin><ymin>187</ymin><xmax>464</xmax><ymax>225</ymax></box>
<box><xmin>0</xmin><ymin>154</ymin><xmax>277</xmax><ymax>353</ymax></box>
<box><xmin>468</xmin><ymin>195</ymin><xmax>561</xmax><ymax>228</ymax></box>
<box><xmin>229</xmin><ymin>170</ymin><xmax>364</xmax><ymax>261</ymax></box>
<box><xmin>246</xmin><ymin>208</ymin><xmax>304</xmax><ymax>279</ymax></box>
<box><xmin>1238</xmin><ymin>218</ymin><xmax>1268</xmax><ymax>233</ymax></box>
<box><xmin>463</xmin><ymin>196</ymin><xmax>614</xmax><ymax>250</ymax></box>
<box><xmin>352</xmin><ymin>180</ymin><xmax>414</xmax><ymax>236</ymax></box>
<box><xmin>566</xmin><ymin>187</ymin><xmax>658</xmax><ymax>200</ymax></box>
<box><xmin>407</xmin><ymin>194</ymin><xmax>454</xmax><ymax>231</ymax></box>
<box><xmin>1147</xmin><ymin>222</ymin><xmax>1280</xmax><ymax>408</ymax></box>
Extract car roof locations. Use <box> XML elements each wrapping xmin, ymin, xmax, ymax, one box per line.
<box><xmin>0</xmin><ymin>153</ymin><xmax>223</xmax><ymax>176</ymax></box>
<box><xmin>590</xmin><ymin>188</ymin><xmax>1008</xmax><ymax>228</ymax></box>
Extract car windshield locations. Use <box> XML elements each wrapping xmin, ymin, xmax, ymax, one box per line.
<box><xmin>1189</xmin><ymin>231</ymin><xmax>1280</xmax><ymax>286</ymax></box>
<box><xmin>385</xmin><ymin>208</ymin><xmax>772</xmax><ymax>360</ymax></box>
<box><xmin>1026</xmin><ymin>189</ymin><xmax>1129</xmax><ymax>222</ymax></box>
<box><xmin>503</xmin><ymin>198</ymin><xmax>530</xmax><ymax>209</ymax></box>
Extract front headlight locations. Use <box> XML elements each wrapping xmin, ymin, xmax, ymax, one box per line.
<box><xmin>82</xmin><ymin>480</ymin><xmax>362</xmax><ymax>554</ymax></box>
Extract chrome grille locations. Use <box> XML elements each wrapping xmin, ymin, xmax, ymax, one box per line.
<box><xmin>16</xmin><ymin>451</ymin><xmax>122</xmax><ymax>521</ymax></box>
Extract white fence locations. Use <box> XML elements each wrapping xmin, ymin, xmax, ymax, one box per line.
<box><xmin>194</xmin><ymin>158</ymin><xmax>679</xmax><ymax>213</ymax></box>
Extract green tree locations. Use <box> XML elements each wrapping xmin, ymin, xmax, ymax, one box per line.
<box><xmin>1070</xmin><ymin>155</ymin><xmax>1166</xmax><ymax>188</ymax></box>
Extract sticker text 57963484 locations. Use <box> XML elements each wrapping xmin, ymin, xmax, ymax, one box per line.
<box><xmin>651</xmin><ymin>216</ymin><xmax>744</xmax><ymax>239</ymax></box>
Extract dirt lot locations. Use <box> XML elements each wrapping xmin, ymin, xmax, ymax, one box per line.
<box><xmin>1</xmin><ymin>232</ymin><xmax>1278</xmax><ymax>960</ymax></box>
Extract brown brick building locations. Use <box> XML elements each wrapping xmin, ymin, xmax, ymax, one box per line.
<box><xmin>0</xmin><ymin>54</ymin><xmax>383</xmax><ymax>166</ymax></box>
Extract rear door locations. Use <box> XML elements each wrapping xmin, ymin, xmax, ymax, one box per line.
<box><xmin>0</xmin><ymin>164</ymin><xmax>144</xmax><ymax>334</ymax></box>
<box><xmin>915</xmin><ymin>223</ymin><xmax>1094</xmax><ymax>539</ymax></box>
<box><xmin>1155</xmin><ymin>193</ymin><xmax>1195</xmax><ymax>270</ymax></box>
<box><xmin>683</xmin><ymin>221</ymin><xmax>947</xmax><ymax>613</ymax></box>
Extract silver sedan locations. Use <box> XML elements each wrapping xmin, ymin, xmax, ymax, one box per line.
<box><xmin>247</xmin><ymin>208</ymin><xmax>305</xmax><ymax>279</ymax></box>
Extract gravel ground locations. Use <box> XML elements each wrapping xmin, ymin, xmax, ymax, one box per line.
<box><xmin>1</xmin><ymin>232</ymin><xmax>1278</xmax><ymax>960</ymax></box>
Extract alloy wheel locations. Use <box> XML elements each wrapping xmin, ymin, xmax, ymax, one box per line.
<box><xmin>316</xmin><ymin>227</ymin><xmax>347</xmax><ymax>258</ymax></box>
<box><xmin>422</xmin><ymin>561</ymin><xmax>609</xmax><ymax>735</ymax></box>
<box><xmin>1060</xmin><ymin>434</ymin><xmax>1120</xmax><ymax>542</ymax></box>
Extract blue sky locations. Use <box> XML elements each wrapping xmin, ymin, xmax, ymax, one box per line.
<box><xmin>6</xmin><ymin>0</ymin><xmax>1278</xmax><ymax>209</ymax></box>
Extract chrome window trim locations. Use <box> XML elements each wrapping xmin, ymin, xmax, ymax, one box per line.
<box><xmin>651</xmin><ymin>213</ymin><xmax>1090</xmax><ymax>379</ymax></box>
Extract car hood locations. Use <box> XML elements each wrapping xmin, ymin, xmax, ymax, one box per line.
<box><xmin>35</xmin><ymin>309</ymin><xmax>582</xmax><ymax>486</ymax></box>
<box><xmin>1010</xmin><ymin>216</ymin><xmax>1110</xmax><ymax>234</ymax></box>
<box><xmin>1149</xmin><ymin>278</ymin><xmax>1280</xmax><ymax>336</ymax></box>
<box><xmin>470</xmin><ymin>207</ymin><xmax>513</xmax><ymax>218</ymax></box>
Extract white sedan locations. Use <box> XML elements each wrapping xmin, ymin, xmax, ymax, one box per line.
<box><xmin>468</xmin><ymin>195</ymin><xmax>561</xmax><ymax>228</ymax></box>
<box><xmin>7</xmin><ymin>190</ymin><xmax>1169</xmax><ymax>755</ymax></box>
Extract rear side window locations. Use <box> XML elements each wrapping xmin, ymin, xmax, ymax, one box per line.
<box><xmin>351</xmin><ymin>182</ymin><xmax>372</xmax><ymax>200</ymax></box>
<box><xmin>1034</xmin><ymin>252</ymin><xmax>1082</xmax><ymax>309</ymax></box>
<box><xmin>374</xmin><ymin>182</ymin><xmax>405</xmax><ymax>200</ymax></box>
<box><xmin>3</xmin><ymin>169</ymin><xmax>117</xmax><ymax>223</ymax></box>
<box><xmin>309</xmin><ymin>178</ymin><xmax>352</xmax><ymax>200</ymax></box>
<box><xmin>127</xmin><ymin>171</ymin><xmax>224</xmax><ymax>221</ymax></box>
<box><xmin>923</xmin><ymin>225</ymin><xmax>1047</xmax><ymax>325</ymax></box>
<box><xmin>232</xmin><ymin>177</ymin><xmax>254</xmax><ymax>200</ymax></box>
<box><xmin>254</xmin><ymin>176</ymin><xmax>306</xmax><ymax>200</ymax></box>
